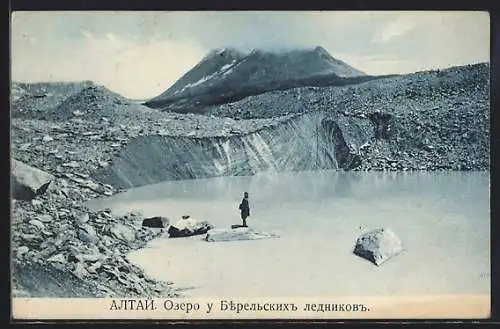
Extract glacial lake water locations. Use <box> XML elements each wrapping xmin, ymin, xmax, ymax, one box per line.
<box><xmin>87</xmin><ymin>170</ymin><xmax>490</xmax><ymax>298</ymax></box>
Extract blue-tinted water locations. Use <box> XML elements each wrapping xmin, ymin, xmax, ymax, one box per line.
<box><xmin>87</xmin><ymin>170</ymin><xmax>490</xmax><ymax>297</ymax></box>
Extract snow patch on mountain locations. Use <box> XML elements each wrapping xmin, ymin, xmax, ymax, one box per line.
<box><xmin>174</xmin><ymin>73</ymin><xmax>218</xmax><ymax>94</ymax></box>
<box><xmin>174</xmin><ymin>59</ymin><xmax>239</xmax><ymax>94</ymax></box>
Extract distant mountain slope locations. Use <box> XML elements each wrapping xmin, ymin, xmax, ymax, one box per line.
<box><xmin>144</xmin><ymin>47</ymin><xmax>375</xmax><ymax>113</ymax></box>
<box><xmin>11</xmin><ymin>83</ymin><xmax>28</xmax><ymax>102</ymax></box>
<box><xmin>47</xmin><ymin>85</ymin><xmax>127</xmax><ymax>121</ymax></box>
<box><xmin>11</xmin><ymin>82</ymin><xmax>159</xmax><ymax>122</ymax></box>
<box><xmin>205</xmin><ymin>63</ymin><xmax>490</xmax><ymax>120</ymax></box>
<box><xmin>11</xmin><ymin>81</ymin><xmax>95</xmax><ymax>117</ymax></box>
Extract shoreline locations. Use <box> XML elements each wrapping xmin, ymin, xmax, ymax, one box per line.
<box><xmin>11</xmin><ymin>166</ymin><xmax>489</xmax><ymax>298</ymax></box>
<box><xmin>11</xmin><ymin>175</ymin><xmax>179</xmax><ymax>298</ymax></box>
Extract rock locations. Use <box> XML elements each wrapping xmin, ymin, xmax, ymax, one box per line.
<box><xmin>101</xmin><ymin>235</ymin><xmax>115</xmax><ymax>247</ymax></box>
<box><xmin>142</xmin><ymin>216</ymin><xmax>170</xmax><ymax>228</ymax></box>
<box><xmin>87</xmin><ymin>261</ymin><xmax>102</xmax><ymax>274</ymax></box>
<box><xmin>16</xmin><ymin>246</ymin><xmax>29</xmax><ymax>257</ymax></box>
<box><xmin>76</xmin><ymin>212</ymin><xmax>90</xmax><ymax>223</ymax></box>
<box><xmin>42</xmin><ymin>135</ymin><xmax>54</xmax><ymax>142</ymax></box>
<box><xmin>168</xmin><ymin>218</ymin><xmax>213</xmax><ymax>238</ymax></box>
<box><xmin>75</xmin><ymin>252</ymin><xmax>102</xmax><ymax>263</ymax></box>
<box><xmin>38</xmin><ymin>244</ymin><xmax>58</xmax><ymax>258</ymax></box>
<box><xmin>42</xmin><ymin>230</ymin><xmax>54</xmax><ymax>237</ymax></box>
<box><xmin>153</xmin><ymin>283</ymin><xmax>168</xmax><ymax>292</ymax></box>
<box><xmin>19</xmin><ymin>143</ymin><xmax>32</xmax><ymax>151</ymax></box>
<box><xmin>82</xmin><ymin>180</ymin><xmax>100</xmax><ymax>191</ymax></box>
<box><xmin>47</xmin><ymin>253</ymin><xmax>66</xmax><ymax>263</ymax></box>
<box><xmin>62</xmin><ymin>161</ymin><xmax>80</xmax><ymax>168</ymax></box>
<box><xmin>103</xmin><ymin>184</ymin><xmax>114</xmax><ymax>190</ymax></box>
<box><xmin>78</xmin><ymin>223</ymin><xmax>97</xmax><ymax>236</ymax></box>
<box><xmin>11</xmin><ymin>159</ymin><xmax>54</xmax><ymax>200</ymax></box>
<box><xmin>78</xmin><ymin>230</ymin><xmax>98</xmax><ymax>244</ymax></box>
<box><xmin>75</xmin><ymin>172</ymin><xmax>90</xmax><ymax>179</ymax></box>
<box><xmin>205</xmin><ymin>227</ymin><xmax>279</xmax><ymax>242</ymax></box>
<box><xmin>353</xmin><ymin>228</ymin><xmax>403</xmax><ymax>266</ymax></box>
<box><xmin>423</xmin><ymin>145</ymin><xmax>435</xmax><ymax>152</ymax></box>
<box><xmin>29</xmin><ymin>219</ymin><xmax>46</xmax><ymax>231</ymax></box>
<box><xmin>36</xmin><ymin>214</ymin><xmax>53</xmax><ymax>223</ymax></box>
<box><xmin>109</xmin><ymin>224</ymin><xmax>136</xmax><ymax>242</ymax></box>
<box><xmin>73</xmin><ymin>262</ymin><xmax>88</xmax><ymax>279</ymax></box>
<box><xmin>21</xmin><ymin>233</ymin><xmax>42</xmax><ymax>243</ymax></box>
<box><xmin>98</xmin><ymin>161</ymin><xmax>108</xmax><ymax>167</ymax></box>
<box><xmin>31</xmin><ymin>199</ymin><xmax>43</xmax><ymax>207</ymax></box>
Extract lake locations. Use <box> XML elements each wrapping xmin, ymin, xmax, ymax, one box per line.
<box><xmin>87</xmin><ymin>170</ymin><xmax>490</xmax><ymax>298</ymax></box>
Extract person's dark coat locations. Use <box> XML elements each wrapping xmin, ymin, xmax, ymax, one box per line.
<box><xmin>239</xmin><ymin>198</ymin><xmax>250</xmax><ymax>219</ymax></box>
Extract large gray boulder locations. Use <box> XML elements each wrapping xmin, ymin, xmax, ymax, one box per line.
<box><xmin>205</xmin><ymin>227</ymin><xmax>279</xmax><ymax>242</ymax></box>
<box><xmin>168</xmin><ymin>217</ymin><xmax>213</xmax><ymax>238</ymax></box>
<box><xmin>108</xmin><ymin>223</ymin><xmax>136</xmax><ymax>242</ymax></box>
<box><xmin>353</xmin><ymin>228</ymin><xmax>403</xmax><ymax>266</ymax></box>
<box><xmin>11</xmin><ymin>159</ymin><xmax>54</xmax><ymax>200</ymax></box>
<box><xmin>142</xmin><ymin>216</ymin><xmax>170</xmax><ymax>228</ymax></box>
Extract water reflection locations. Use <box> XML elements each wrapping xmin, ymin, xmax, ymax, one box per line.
<box><xmin>89</xmin><ymin>170</ymin><xmax>489</xmax><ymax>206</ymax></box>
<box><xmin>87</xmin><ymin>170</ymin><xmax>490</xmax><ymax>297</ymax></box>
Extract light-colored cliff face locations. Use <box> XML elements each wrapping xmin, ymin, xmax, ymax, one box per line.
<box><xmin>92</xmin><ymin>112</ymin><xmax>373</xmax><ymax>189</ymax></box>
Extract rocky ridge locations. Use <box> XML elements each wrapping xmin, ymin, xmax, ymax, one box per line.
<box><xmin>93</xmin><ymin>63</ymin><xmax>490</xmax><ymax>189</ymax></box>
<box><xmin>205</xmin><ymin>63</ymin><xmax>489</xmax><ymax>119</ymax></box>
<box><xmin>11</xmin><ymin>81</ymin><xmax>96</xmax><ymax>118</ymax></box>
<box><xmin>204</xmin><ymin>63</ymin><xmax>490</xmax><ymax>171</ymax></box>
<box><xmin>11</xmin><ymin>113</ymin><xmax>295</xmax><ymax>194</ymax></box>
<box><xmin>11</xmin><ymin>175</ymin><xmax>178</xmax><ymax>297</ymax></box>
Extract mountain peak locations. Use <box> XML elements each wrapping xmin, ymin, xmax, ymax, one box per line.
<box><xmin>145</xmin><ymin>45</ymin><xmax>367</xmax><ymax>112</ymax></box>
<box><xmin>206</xmin><ymin>46</ymin><xmax>335</xmax><ymax>59</ymax></box>
<box><xmin>203</xmin><ymin>47</ymin><xmax>245</xmax><ymax>61</ymax></box>
<box><xmin>313</xmin><ymin>46</ymin><xmax>330</xmax><ymax>56</ymax></box>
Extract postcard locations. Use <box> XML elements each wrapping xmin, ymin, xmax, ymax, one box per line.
<box><xmin>10</xmin><ymin>10</ymin><xmax>491</xmax><ymax>320</ymax></box>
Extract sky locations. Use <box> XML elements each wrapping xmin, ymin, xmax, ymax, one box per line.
<box><xmin>11</xmin><ymin>11</ymin><xmax>490</xmax><ymax>99</ymax></box>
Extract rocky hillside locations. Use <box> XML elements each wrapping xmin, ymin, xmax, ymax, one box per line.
<box><xmin>92</xmin><ymin>63</ymin><xmax>490</xmax><ymax>189</ymax></box>
<box><xmin>12</xmin><ymin>83</ymin><xmax>160</xmax><ymax>124</ymax></box>
<box><xmin>11</xmin><ymin>114</ymin><xmax>293</xmax><ymax>194</ymax></box>
<box><xmin>11</xmin><ymin>63</ymin><xmax>489</xmax><ymax>192</ymax></box>
<box><xmin>10</xmin><ymin>60</ymin><xmax>489</xmax><ymax>297</ymax></box>
<box><xmin>11</xmin><ymin>81</ymin><xmax>95</xmax><ymax>118</ymax></box>
<box><xmin>11</xmin><ymin>165</ymin><xmax>178</xmax><ymax>298</ymax></box>
<box><xmin>144</xmin><ymin>47</ymin><xmax>385</xmax><ymax>113</ymax></box>
<box><xmin>205</xmin><ymin>63</ymin><xmax>489</xmax><ymax>119</ymax></box>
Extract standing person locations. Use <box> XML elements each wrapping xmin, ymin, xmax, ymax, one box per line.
<box><xmin>238</xmin><ymin>192</ymin><xmax>250</xmax><ymax>227</ymax></box>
